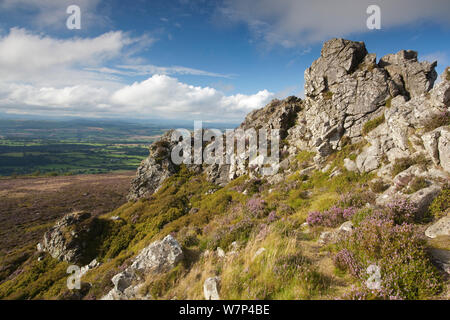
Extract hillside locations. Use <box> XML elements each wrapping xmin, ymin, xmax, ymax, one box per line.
<box><xmin>0</xmin><ymin>38</ymin><xmax>449</xmax><ymax>300</ymax></box>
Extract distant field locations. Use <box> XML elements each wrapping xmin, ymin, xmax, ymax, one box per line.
<box><xmin>0</xmin><ymin>119</ymin><xmax>169</xmax><ymax>176</ymax></box>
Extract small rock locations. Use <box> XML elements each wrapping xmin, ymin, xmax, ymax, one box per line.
<box><xmin>204</xmin><ymin>277</ymin><xmax>220</xmax><ymax>300</ymax></box>
<box><xmin>216</xmin><ymin>247</ymin><xmax>225</xmax><ymax>258</ymax></box>
<box><xmin>365</xmin><ymin>264</ymin><xmax>382</xmax><ymax>290</ymax></box>
<box><xmin>253</xmin><ymin>248</ymin><xmax>266</xmax><ymax>260</ymax></box>
<box><xmin>344</xmin><ymin>158</ymin><xmax>358</xmax><ymax>172</ymax></box>
<box><xmin>88</xmin><ymin>258</ymin><xmax>100</xmax><ymax>269</ymax></box>
<box><xmin>330</xmin><ymin>169</ymin><xmax>342</xmax><ymax>178</ymax></box>
<box><xmin>428</xmin><ymin>248</ymin><xmax>450</xmax><ymax>275</ymax></box>
<box><xmin>339</xmin><ymin>221</ymin><xmax>354</xmax><ymax>233</ymax></box>
<box><xmin>408</xmin><ymin>184</ymin><xmax>441</xmax><ymax>216</ymax></box>
<box><xmin>318</xmin><ymin>231</ymin><xmax>337</xmax><ymax>245</ymax></box>
<box><xmin>112</xmin><ymin>271</ymin><xmax>134</xmax><ymax>293</ymax></box>
<box><xmin>425</xmin><ymin>216</ymin><xmax>450</xmax><ymax>239</ymax></box>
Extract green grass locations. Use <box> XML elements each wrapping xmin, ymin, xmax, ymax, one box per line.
<box><xmin>362</xmin><ymin>114</ymin><xmax>385</xmax><ymax>135</ymax></box>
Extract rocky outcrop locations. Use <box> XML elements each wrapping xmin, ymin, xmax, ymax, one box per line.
<box><xmin>378</xmin><ymin>50</ymin><xmax>437</xmax><ymax>98</ymax></box>
<box><xmin>37</xmin><ymin>211</ymin><xmax>93</xmax><ymax>264</ymax></box>
<box><xmin>128</xmin><ymin>38</ymin><xmax>449</xmax><ymax>202</ymax></box>
<box><xmin>239</xmin><ymin>96</ymin><xmax>301</xmax><ymax>140</ymax></box>
<box><xmin>102</xmin><ymin>235</ymin><xmax>183</xmax><ymax>300</ymax></box>
<box><xmin>128</xmin><ymin>131</ymin><xmax>179</xmax><ymax>201</ymax></box>
<box><xmin>288</xmin><ymin>38</ymin><xmax>446</xmax><ymax>166</ymax></box>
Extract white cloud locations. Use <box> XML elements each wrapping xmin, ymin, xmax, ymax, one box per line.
<box><xmin>111</xmin><ymin>75</ymin><xmax>274</xmax><ymax>119</ymax></box>
<box><xmin>0</xmin><ymin>75</ymin><xmax>274</xmax><ymax>120</ymax></box>
<box><xmin>0</xmin><ymin>28</ymin><xmax>274</xmax><ymax>121</ymax></box>
<box><xmin>219</xmin><ymin>0</ymin><xmax>450</xmax><ymax>47</ymax></box>
<box><xmin>0</xmin><ymin>28</ymin><xmax>153</xmax><ymax>87</ymax></box>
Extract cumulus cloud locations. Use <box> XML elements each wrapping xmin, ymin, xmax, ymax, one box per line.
<box><xmin>0</xmin><ymin>28</ymin><xmax>274</xmax><ymax>121</ymax></box>
<box><xmin>219</xmin><ymin>0</ymin><xmax>450</xmax><ymax>47</ymax></box>
<box><xmin>0</xmin><ymin>75</ymin><xmax>274</xmax><ymax>120</ymax></box>
<box><xmin>111</xmin><ymin>75</ymin><xmax>274</xmax><ymax>119</ymax></box>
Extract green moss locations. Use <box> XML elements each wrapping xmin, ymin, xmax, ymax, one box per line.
<box><xmin>362</xmin><ymin>114</ymin><xmax>385</xmax><ymax>135</ymax></box>
<box><xmin>429</xmin><ymin>185</ymin><xmax>450</xmax><ymax>219</ymax></box>
<box><xmin>385</xmin><ymin>97</ymin><xmax>392</xmax><ymax>108</ymax></box>
<box><xmin>323</xmin><ymin>91</ymin><xmax>333</xmax><ymax>100</ymax></box>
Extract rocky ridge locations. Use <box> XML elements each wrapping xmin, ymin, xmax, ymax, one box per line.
<box><xmin>128</xmin><ymin>38</ymin><xmax>449</xmax><ymax>202</ymax></box>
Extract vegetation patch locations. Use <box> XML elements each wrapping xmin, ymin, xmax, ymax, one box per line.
<box><xmin>422</xmin><ymin>111</ymin><xmax>450</xmax><ymax>133</ymax></box>
<box><xmin>362</xmin><ymin>114</ymin><xmax>385</xmax><ymax>135</ymax></box>
<box><xmin>428</xmin><ymin>184</ymin><xmax>450</xmax><ymax>219</ymax></box>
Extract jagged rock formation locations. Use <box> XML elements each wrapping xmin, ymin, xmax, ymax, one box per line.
<box><xmin>102</xmin><ymin>235</ymin><xmax>183</xmax><ymax>300</ymax></box>
<box><xmin>128</xmin><ymin>131</ymin><xmax>179</xmax><ymax>201</ymax></box>
<box><xmin>37</xmin><ymin>211</ymin><xmax>93</xmax><ymax>263</ymax></box>
<box><xmin>128</xmin><ymin>38</ymin><xmax>449</xmax><ymax>203</ymax></box>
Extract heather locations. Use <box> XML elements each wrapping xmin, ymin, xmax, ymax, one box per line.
<box><xmin>306</xmin><ymin>206</ymin><xmax>357</xmax><ymax>227</ymax></box>
<box><xmin>336</xmin><ymin>205</ymin><xmax>443</xmax><ymax>300</ymax></box>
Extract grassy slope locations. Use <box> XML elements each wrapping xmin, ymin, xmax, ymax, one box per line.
<box><xmin>0</xmin><ymin>142</ymin><xmax>448</xmax><ymax>300</ymax></box>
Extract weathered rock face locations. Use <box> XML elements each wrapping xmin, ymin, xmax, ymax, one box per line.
<box><xmin>128</xmin><ymin>38</ymin><xmax>449</xmax><ymax>202</ymax></box>
<box><xmin>425</xmin><ymin>215</ymin><xmax>450</xmax><ymax>239</ymax></box>
<box><xmin>289</xmin><ymin>38</ymin><xmax>445</xmax><ymax>163</ymax></box>
<box><xmin>128</xmin><ymin>131</ymin><xmax>179</xmax><ymax>201</ymax></box>
<box><xmin>37</xmin><ymin>211</ymin><xmax>93</xmax><ymax>264</ymax></box>
<box><xmin>239</xmin><ymin>96</ymin><xmax>301</xmax><ymax>140</ymax></box>
<box><xmin>102</xmin><ymin>235</ymin><xmax>183</xmax><ymax>300</ymax></box>
<box><xmin>378</xmin><ymin>50</ymin><xmax>437</xmax><ymax>98</ymax></box>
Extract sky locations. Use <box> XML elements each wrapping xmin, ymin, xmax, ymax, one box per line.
<box><xmin>0</xmin><ymin>0</ymin><xmax>449</xmax><ymax>122</ymax></box>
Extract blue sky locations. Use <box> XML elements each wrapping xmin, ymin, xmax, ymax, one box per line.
<box><xmin>0</xmin><ymin>0</ymin><xmax>449</xmax><ymax>122</ymax></box>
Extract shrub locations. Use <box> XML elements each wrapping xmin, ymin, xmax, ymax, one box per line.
<box><xmin>350</xmin><ymin>207</ymin><xmax>373</xmax><ymax>227</ymax></box>
<box><xmin>385</xmin><ymin>97</ymin><xmax>392</xmax><ymax>108</ymax></box>
<box><xmin>429</xmin><ymin>185</ymin><xmax>450</xmax><ymax>218</ymax></box>
<box><xmin>369</xmin><ymin>179</ymin><xmax>389</xmax><ymax>193</ymax></box>
<box><xmin>323</xmin><ymin>91</ymin><xmax>333</xmax><ymax>100</ymax></box>
<box><xmin>385</xmin><ymin>198</ymin><xmax>417</xmax><ymax>224</ymax></box>
<box><xmin>338</xmin><ymin>191</ymin><xmax>375</xmax><ymax>208</ymax></box>
<box><xmin>337</xmin><ymin>209</ymin><xmax>442</xmax><ymax>299</ymax></box>
<box><xmin>333</xmin><ymin>249</ymin><xmax>361</xmax><ymax>277</ymax></box>
<box><xmin>362</xmin><ymin>115</ymin><xmax>385</xmax><ymax>135</ymax></box>
<box><xmin>306</xmin><ymin>206</ymin><xmax>357</xmax><ymax>227</ymax></box>
<box><xmin>246</xmin><ymin>196</ymin><xmax>267</xmax><ymax>217</ymax></box>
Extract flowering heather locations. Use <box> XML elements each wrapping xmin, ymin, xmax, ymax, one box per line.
<box><xmin>246</xmin><ymin>197</ymin><xmax>267</xmax><ymax>217</ymax></box>
<box><xmin>333</xmin><ymin>249</ymin><xmax>361</xmax><ymax>277</ymax></box>
<box><xmin>306</xmin><ymin>206</ymin><xmax>357</xmax><ymax>227</ymax></box>
<box><xmin>338</xmin><ymin>191</ymin><xmax>375</xmax><ymax>208</ymax></box>
<box><xmin>385</xmin><ymin>198</ymin><xmax>417</xmax><ymax>224</ymax></box>
<box><xmin>267</xmin><ymin>211</ymin><xmax>278</xmax><ymax>223</ymax></box>
<box><xmin>338</xmin><ymin>209</ymin><xmax>442</xmax><ymax>299</ymax></box>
